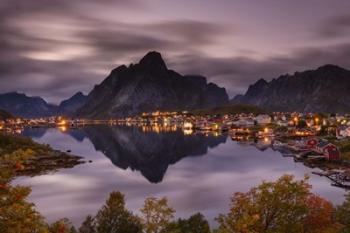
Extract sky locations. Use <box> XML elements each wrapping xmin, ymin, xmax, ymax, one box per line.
<box><xmin>1</xmin><ymin>0</ymin><xmax>350</xmax><ymax>103</ymax></box>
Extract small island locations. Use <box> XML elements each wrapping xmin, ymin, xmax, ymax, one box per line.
<box><xmin>0</xmin><ymin>132</ymin><xmax>84</xmax><ymax>178</ymax></box>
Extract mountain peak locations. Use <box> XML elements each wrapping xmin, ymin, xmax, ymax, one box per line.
<box><xmin>317</xmin><ymin>64</ymin><xmax>346</xmax><ymax>72</ymax></box>
<box><xmin>71</xmin><ymin>91</ymin><xmax>85</xmax><ymax>98</ymax></box>
<box><xmin>255</xmin><ymin>78</ymin><xmax>268</xmax><ymax>86</ymax></box>
<box><xmin>139</xmin><ymin>51</ymin><xmax>167</xmax><ymax>71</ymax></box>
<box><xmin>77</xmin><ymin>52</ymin><xmax>229</xmax><ymax>118</ymax></box>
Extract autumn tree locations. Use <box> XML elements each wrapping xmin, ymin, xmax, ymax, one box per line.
<box><xmin>0</xmin><ymin>149</ymin><xmax>48</xmax><ymax>233</ymax></box>
<box><xmin>79</xmin><ymin>215</ymin><xmax>96</xmax><ymax>233</ymax></box>
<box><xmin>216</xmin><ymin>175</ymin><xmax>338</xmax><ymax>233</ymax></box>
<box><xmin>95</xmin><ymin>191</ymin><xmax>143</xmax><ymax>233</ymax></box>
<box><xmin>303</xmin><ymin>194</ymin><xmax>340</xmax><ymax>233</ymax></box>
<box><xmin>140</xmin><ymin>196</ymin><xmax>175</xmax><ymax>233</ymax></box>
<box><xmin>49</xmin><ymin>218</ymin><xmax>77</xmax><ymax>233</ymax></box>
<box><xmin>162</xmin><ymin>213</ymin><xmax>211</xmax><ymax>233</ymax></box>
<box><xmin>336</xmin><ymin>192</ymin><xmax>350</xmax><ymax>232</ymax></box>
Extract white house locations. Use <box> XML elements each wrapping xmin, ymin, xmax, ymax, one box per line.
<box><xmin>233</xmin><ymin>118</ymin><xmax>255</xmax><ymax>126</ymax></box>
<box><xmin>255</xmin><ymin>114</ymin><xmax>272</xmax><ymax>125</ymax></box>
<box><xmin>337</xmin><ymin>126</ymin><xmax>350</xmax><ymax>138</ymax></box>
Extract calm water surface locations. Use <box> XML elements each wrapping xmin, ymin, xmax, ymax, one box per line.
<box><xmin>14</xmin><ymin>125</ymin><xmax>347</xmax><ymax>226</ymax></box>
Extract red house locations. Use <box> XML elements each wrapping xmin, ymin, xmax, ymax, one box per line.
<box><xmin>315</xmin><ymin>140</ymin><xmax>341</xmax><ymax>161</ymax></box>
<box><xmin>323</xmin><ymin>144</ymin><xmax>340</xmax><ymax>161</ymax></box>
<box><xmin>305</xmin><ymin>138</ymin><xmax>319</xmax><ymax>149</ymax></box>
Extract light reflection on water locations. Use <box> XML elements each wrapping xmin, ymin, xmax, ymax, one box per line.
<box><xmin>14</xmin><ymin>126</ymin><xmax>347</xmax><ymax>227</ymax></box>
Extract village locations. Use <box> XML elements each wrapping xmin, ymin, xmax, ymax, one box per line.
<box><xmin>2</xmin><ymin>110</ymin><xmax>350</xmax><ymax>188</ymax></box>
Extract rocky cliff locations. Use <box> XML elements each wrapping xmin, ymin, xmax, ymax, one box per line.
<box><xmin>77</xmin><ymin>51</ymin><xmax>229</xmax><ymax>118</ymax></box>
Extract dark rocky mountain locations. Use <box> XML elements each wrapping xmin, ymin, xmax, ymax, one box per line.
<box><xmin>0</xmin><ymin>92</ymin><xmax>88</xmax><ymax>118</ymax></box>
<box><xmin>76</xmin><ymin>51</ymin><xmax>229</xmax><ymax>118</ymax></box>
<box><xmin>59</xmin><ymin>92</ymin><xmax>87</xmax><ymax>115</ymax></box>
<box><xmin>82</xmin><ymin>125</ymin><xmax>226</xmax><ymax>183</ymax></box>
<box><xmin>232</xmin><ymin>64</ymin><xmax>350</xmax><ymax>113</ymax></box>
<box><xmin>0</xmin><ymin>92</ymin><xmax>59</xmax><ymax>118</ymax></box>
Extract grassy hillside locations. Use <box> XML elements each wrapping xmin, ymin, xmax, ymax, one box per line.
<box><xmin>0</xmin><ymin>109</ymin><xmax>14</xmax><ymax>121</ymax></box>
<box><xmin>191</xmin><ymin>104</ymin><xmax>267</xmax><ymax>116</ymax></box>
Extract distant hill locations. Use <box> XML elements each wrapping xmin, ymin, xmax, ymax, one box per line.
<box><xmin>0</xmin><ymin>109</ymin><xmax>14</xmax><ymax>121</ymax></box>
<box><xmin>59</xmin><ymin>92</ymin><xmax>87</xmax><ymax>115</ymax></box>
<box><xmin>0</xmin><ymin>92</ymin><xmax>59</xmax><ymax>118</ymax></box>
<box><xmin>191</xmin><ymin>104</ymin><xmax>266</xmax><ymax>115</ymax></box>
<box><xmin>76</xmin><ymin>51</ymin><xmax>229</xmax><ymax>118</ymax></box>
<box><xmin>232</xmin><ymin>65</ymin><xmax>350</xmax><ymax>113</ymax></box>
<box><xmin>0</xmin><ymin>92</ymin><xmax>87</xmax><ymax>118</ymax></box>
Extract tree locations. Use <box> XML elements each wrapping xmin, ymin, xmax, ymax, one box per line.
<box><xmin>162</xmin><ymin>213</ymin><xmax>211</xmax><ymax>233</ymax></box>
<box><xmin>0</xmin><ymin>150</ymin><xmax>48</xmax><ymax>233</ymax></box>
<box><xmin>140</xmin><ymin>196</ymin><xmax>175</xmax><ymax>233</ymax></box>
<box><xmin>303</xmin><ymin>194</ymin><xmax>340</xmax><ymax>233</ymax></box>
<box><xmin>79</xmin><ymin>215</ymin><xmax>96</xmax><ymax>233</ymax></box>
<box><xmin>49</xmin><ymin>218</ymin><xmax>76</xmax><ymax>233</ymax></box>
<box><xmin>216</xmin><ymin>175</ymin><xmax>338</xmax><ymax>233</ymax></box>
<box><xmin>95</xmin><ymin>191</ymin><xmax>142</xmax><ymax>233</ymax></box>
<box><xmin>336</xmin><ymin>192</ymin><xmax>350</xmax><ymax>232</ymax></box>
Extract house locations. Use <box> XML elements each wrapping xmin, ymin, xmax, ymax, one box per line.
<box><xmin>323</xmin><ymin>144</ymin><xmax>341</xmax><ymax>160</ymax></box>
<box><xmin>315</xmin><ymin>140</ymin><xmax>341</xmax><ymax>161</ymax></box>
<box><xmin>305</xmin><ymin>138</ymin><xmax>319</xmax><ymax>149</ymax></box>
<box><xmin>233</xmin><ymin>118</ymin><xmax>255</xmax><ymax>126</ymax></box>
<box><xmin>294</xmin><ymin>128</ymin><xmax>315</xmax><ymax>137</ymax></box>
<box><xmin>337</xmin><ymin>126</ymin><xmax>350</xmax><ymax>138</ymax></box>
<box><xmin>276</xmin><ymin>120</ymin><xmax>288</xmax><ymax>127</ymax></box>
<box><xmin>255</xmin><ymin>114</ymin><xmax>272</xmax><ymax>125</ymax></box>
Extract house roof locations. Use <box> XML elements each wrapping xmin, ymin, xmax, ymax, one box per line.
<box><xmin>316</xmin><ymin>140</ymin><xmax>330</xmax><ymax>148</ymax></box>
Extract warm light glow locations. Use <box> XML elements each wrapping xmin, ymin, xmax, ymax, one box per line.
<box><xmin>293</xmin><ymin>117</ymin><xmax>298</xmax><ymax>122</ymax></box>
<box><xmin>59</xmin><ymin>126</ymin><xmax>67</xmax><ymax>132</ymax></box>
<box><xmin>264</xmin><ymin>127</ymin><xmax>269</xmax><ymax>133</ymax></box>
<box><xmin>58</xmin><ymin>120</ymin><xmax>67</xmax><ymax>126</ymax></box>
<box><xmin>183</xmin><ymin>122</ymin><xmax>193</xmax><ymax>129</ymax></box>
<box><xmin>183</xmin><ymin>129</ymin><xmax>193</xmax><ymax>135</ymax></box>
<box><xmin>15</xmin><ymin>129</ymin><xmax>22</xmax><ymax>134</ymax></box>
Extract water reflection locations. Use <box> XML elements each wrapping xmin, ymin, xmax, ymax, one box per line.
<box><xmin>82</xmin><ymin>125</ymin><xmax>226</xmax><ymax>183</ymax></box>
<box><xmin>15</xmin><ymin>126</ymin><xmax>346</xmax><ymax>227</ymax></box>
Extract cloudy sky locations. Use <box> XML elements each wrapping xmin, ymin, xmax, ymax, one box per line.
<box><xmin>1</xmin><ymin>0</ymin><xmax>350</xmax><ymax>103</ymax></box>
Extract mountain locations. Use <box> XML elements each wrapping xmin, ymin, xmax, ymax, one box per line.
<box><xmin>232</xmin><ymin>64</ymin><xmax>350</xmax><ymax>113</ymax></box>
<box><xmin>0</xmin><ymin>109</ymin><xmax>14</xmax><ymax>121</ymax></box>
<box><xmin>59</xmin><ymin>92</ymin><xmax>87</xmax><ymax>115</ymax></box>
<box><xmin>0</xmin><ymin>92</ymin><xmax>88</xmax><ymax>118</ymax></box>
<box><xmin>0</xmin><ymin>92</ymin><xmax>59</xmax><ymax>118</ymax></box>
<box><xmin>76</xmin><ymin>51</ymin><xmax>229</xmax><ymax>118</ymax></box>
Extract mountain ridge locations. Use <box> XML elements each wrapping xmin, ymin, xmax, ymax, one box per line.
<box><xmin>232</xmin><ymin>64</ymin><xmax>350</xmax><ymax>113</ymax></box>
<box><xmin>0</xmin><ymin>92</ymin><xmax>87</xmax><ymax>118</ymax></box>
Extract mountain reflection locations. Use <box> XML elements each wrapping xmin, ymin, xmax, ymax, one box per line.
<box><xmin>24</xmin><ymin>126</ymin><xmax>227</xmax><ymax>183</ymax></box>
<box><xmin>82</xmin><ymin>125</ymin><xmax>227</xmax><ymax>183</ymax></box>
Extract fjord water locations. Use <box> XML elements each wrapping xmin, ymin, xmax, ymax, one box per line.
<box><xmin>15</xmin><ymin>126</ymin><xmax>346</xmax><ymax>226</ymax></box>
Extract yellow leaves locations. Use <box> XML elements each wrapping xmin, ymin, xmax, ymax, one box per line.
<box><xmin>140</xmin><ymin>196</ymin><xmax>175</xmax><ymax>233</ymax></box>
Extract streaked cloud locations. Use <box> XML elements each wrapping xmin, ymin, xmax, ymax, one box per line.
<box><xmin>0</xmin><ymin>0</ymin><xmax>350</xmax><ymax>102</ymax></box>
